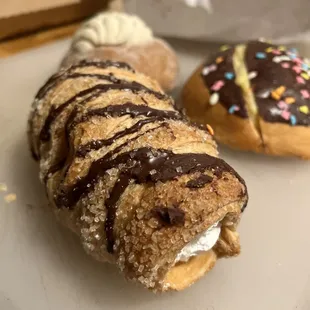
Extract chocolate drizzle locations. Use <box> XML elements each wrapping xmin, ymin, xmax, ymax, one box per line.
<box><xmin>75</xmin><ymin>102</ymin><xmax>180</xmax><ymax>125</ymax></box>
<box><xmin>30</xmin><ymin>59</ymin><xmax>248</xmax><ymax>255</ymax></box>
<box><xmin>105</xmin><ymin>174</ymin><xmax>131</xmax><ymax>253</ymax></box>
<box><xmin>60</xmin><ymin>123</ymin><xmax>167</xmax><ymax>190</ymax></box>
<box><xmin>42</xmin><ymin>107</ymin><xmax>80</xmax><ymax>183</ymax></box>
<box><xmin>151</xmin><ymin>206</ymin><xmax>185</xmax><ymax>227</ymax></box>
<box><xmin>70</xmin><ymin>59</ymin><xmax>134</xmax><ymax>73</ymax></box>
<box><xmin>186</xmin><ymin>174</ymin><xmax>213</xmax><ymax>189</ymax></box>
<box><xmin>76</xmin><ymin>118</ymin><xmax>157</xmax><ymax>157</ymax></box>
<box><xmin>30</xmin><ymin>144</ymin><xmax>39</xmax><ymax>161</ymax></box>
<box><xmin>75</xmin><ymin>103</ymin><xmax>183</xmax><ymax>157</ymax></box>
<box><xmin>35</xmin><ymin>60</ymin><xmax>134</xmax><ymax>100</ymax></box>
<box><xmin>77</xmin><ymin>118</ymin><xmax>171</xmax><ymax>157</ymax></box>
<box><xmin>43</xmin><ymin>158</ymin><xmax>67</xmax><ymax>183</ymax></box>
<box><xmin>245</xmin><ymin>41</ymin><xmax>310</xmax><ymax>126</ymax></box>
<box><xmin>36</xmin><ymin>73</ymin><xmax>123</xmax><ymax>102</ymax></box>
<box><xmin>39</xmin><ymin>82</ymin><xmax>169</xmax><ymax>142</ymax></box>
<box><xmin>201</xmin><ymin>47</ymin><xmax>248</xmax><ymax>118</ymax></box>
<box><xmin>56</xmin><ymin>147</ymin><xmax>245</xmax><ymax>252</ymax></box>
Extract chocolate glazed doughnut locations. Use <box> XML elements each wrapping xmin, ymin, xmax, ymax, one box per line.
<box><xmin>28</xmin><ymin>59</ymin><xmax>248</xmax><ymax>291</ymax></box>
<box><xmin>182</xmin><ymin>40</ymin><xmax>310</xmax><ymax>158</ymax></box>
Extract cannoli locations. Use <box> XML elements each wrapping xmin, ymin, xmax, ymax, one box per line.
<box><xmin>61</xmin><ymin>12</ymin><xmax>179</xmax><ymax>92</ymax></box>
<box><xmin>28</xmin><ymin>59</ymin><xmax>248</xmax><ymax>291</ymax></box>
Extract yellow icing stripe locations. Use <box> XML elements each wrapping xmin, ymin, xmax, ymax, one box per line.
<box><xmin>233</xmin><ymin>44</ymin><xmax>260</xmax><ymax>134</ymax></box>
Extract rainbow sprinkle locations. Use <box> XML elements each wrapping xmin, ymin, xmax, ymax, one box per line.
<box><xmin>299</xmin><ymin>105</ymin><xmax>309</xmax><ymax>114</ymax></box>
<box><xmin>292</xmin><ymin>66</ymin><xmax>302</xmax><ymax>74</ymax></box>
<box><xmin>211</xmin><ymin>80</ymin><xmax>225</xmax><ymax>91</ymax></box>
<box><xmin>228</xmin><ymin>105</ymin><xmax>240</xmax><ymax>114</ymax></box>
<box><xmin>271</xmin><ymin>92</ymin><xmax>281</xmax><ymax>101</ymax></box>
<box><xmin>209</xmin><ymin>64</ymin><xmax>217</xmax><ymax>71</ymax></box>
<box><xmin>206</xmin><ymin>124</ymin><xmax>214</xmax><ymax>136</ymax></box>
<box><xmin>293</xmin><ymin>57</ymin><xmax>303</xmax><ymax>64</ymax></box>
<box><xmin>289</xmin><ymin>53</ymin><xmax>297</xmax><ymax>60</ymax></box>
<box><xmin>275</xmin><ymin>86</ymin><xmax>286</xmax><ymax>95</ymax></box>
<box><xmin>202</xmin><ymin>64</ymin><xmax>217</xmax><ymax>76</ymax></box>
<box><xmin>256</xmin><ymin>52</ymin><xmax>267</xmax><ymax>59</ymax></box>
<box><xmin>273</xmin><ymin>55</ymin><xmax>290</xmax><ymax>63</ymax></box>
<box><xmin>289</xmin><ymin>47</ymin><xmax>298</xmax><ymax>54</ymax></box>
<box><xmin>220</xmin><ymin>45</ymin><xmax>230</xmax><ymax>52</ymax></box>
<box><xmin>248</xmin><ymin>71</ymin><xmax>257</xmax><ymax>80</ymax></box>
<box><xmin>210</xmin><ymin>93</ymin><xmax>219</xmax><ymax>105</ymax></box>
<box><xmin>281</xmin><ymin>110</ymin><xmax>291</xmax><ymax>120</ymax></box>
<box><xmin>265</xmin><ymin>47</ymin><xmax>274</xmax><ymax>53</ymax></box>
<box><xmin>300</xmin><ymin>89</ymin><xmax>310</xmax><ymax>99</ymax></box>
<box><xmin>202</xmin><ymin>67</ymin><xmax>210</xmax><ymax>76</ymax></box>
<box><xmin>285</xmin><ymin>97</ymin><xmax>296</xmax><ymax>104</ymax></box>
<box><xmin>290</xmin><ymin>115</ymin><xmax>297</xmax><ymax>125</ymax></box>
<box><xmin>281</xmin><ymin>63</ymin><xmax>290</xmax><ymax>68</ymax></box>
<box><xmin>296</xmin><ymin>76</ymin><xmax>305</xmax><ymax>84</ymax></box>
<box><xmin>270</xmin><ymin>107</ymin><xmax>281</xmax><ymax>116</ymax></box>
<box><xmin>216</xmin><ymin>57</ymin><xmax>224</xmax><ymax>64</ymax></box>
<box><xmin>277</xmin><ymin>101</ymin><xmax>288</xmax><ymax>110</ymax></box>
<box><xmin>224</xmin><ymin>72</ymin><xmax>235</xmax><ymax>80</ymax></box>
<box><xmin>271</xmin><ymin>86</ymin><xmax>286</xmax><ymax>100</ymax></box>
<box><xmin>301</xmin><ymin>72</ymin><xmax>309</xmax><ymax>80</ymax></box>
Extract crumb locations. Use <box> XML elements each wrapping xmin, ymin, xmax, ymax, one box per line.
<box><xmin>206</xmin><ymin>124</ymin><xmax>214</xmax><ymax>136</ymax></box>
<box><xmin>0</xmin><ymin>183</ymin><xmax>7</xmax><ymax>192</ymax></box>
<box><xmin>4</xmin><ymin>193</ymin><xmax>17</xmax><ymax>203</ymax></box>
<box><xmin>26</xmin><ymin>203</ymin><xmax>34</xmax><ymax>210</ymax></box>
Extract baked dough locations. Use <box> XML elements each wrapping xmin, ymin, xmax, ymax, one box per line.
<box><xmin>62</xmin><ymin>12</ymin><xmax>179</xmax><ymax>92</ymax></box>
<box><xmin>28</xmin><ymin>59</ymin><xmax>248</xmax><ymax>291</ymax></box>
<box><xmin>182</xmin><ymin>40</ymin><xmax>310</xmax><ymax>158</ymax></box>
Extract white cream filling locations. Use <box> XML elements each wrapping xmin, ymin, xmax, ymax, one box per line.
<box><xmin>72</xmin><ymin>12</ymin><xmax>154</xmax><ymax>53</ymax></box>
<box><xmin>175</xmin><ymin>222</ymin><xmax>221</xmax><ymax>263</ymax></box>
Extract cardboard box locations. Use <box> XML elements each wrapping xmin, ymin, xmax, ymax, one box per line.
<box><xmin>0</xmin><ymin>0</ymin><xmax>111</xmax><ymax>40</ymax></box>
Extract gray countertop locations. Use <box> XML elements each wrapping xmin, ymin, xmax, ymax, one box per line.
<box><xmin>0</xmin><ymin>38</ymin><xmax>309</xmax><ymax>310</ymax></box>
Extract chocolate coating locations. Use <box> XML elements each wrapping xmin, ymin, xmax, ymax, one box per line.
<box><xmin>56</xmin><ymin>147</ymin><xmax>245</xmax><ymax>252</ymax></box>
<box><xmin>186</xmin><ymin>174</ymin><xmax>213</xmax><ymax>189</ymax></box>
<box><xmin>151</xmin><ymin>206</ymin><xmax>185</xmax><ymax>227</ymax></box>
<box><xmin>201</xmin><ymin>41</ymin><xmax>310</xmax><ymax>126</ymax></box>
<box><xmin>36</xmin><ymin>60</ymin><xmax>134</xmax><ymax>101</ymax></box>
<box><xmin>201</xmin><ymin>47</ymin><xmax>248</xmax><ymax>118</ymax></box>
<box><xmin>245</xmin><ymin>41</ymin><xmax>310</xmax><ymax>126</ymax></box>
<box><xmin>75</xmin><ymin>104</ymin><xmax>183</xmax><ymax>157</ymax></box>
<box><xmin>39</xmin><ymin>82</ymin><xmax>169</xmax><ymax>142</ymax></box>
